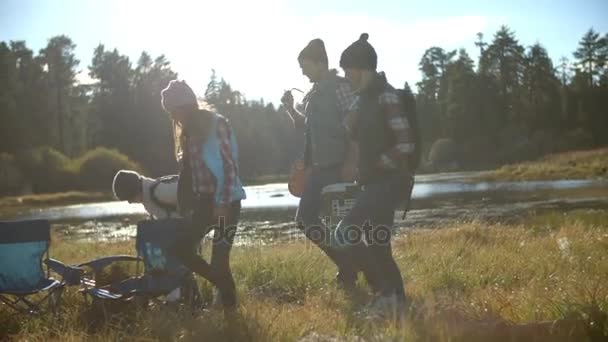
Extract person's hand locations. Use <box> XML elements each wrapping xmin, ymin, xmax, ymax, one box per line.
<box><xmin>281</xmin><ymin>90</ymin><xmax>295</xmax><ymax>111</ymax></box>
<box><xmin>213</xmin><ymin>204</ymin><xmax>230</xmax><ymax>221</ymax></box>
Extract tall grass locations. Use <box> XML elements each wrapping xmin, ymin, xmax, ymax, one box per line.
<box><xmin>1</xmin><ymin>210</ymin><xmax>607</xmax><ymax>341</ymax></box>
<box><xmin>485</xmin><ymin>147</ymin><xmax>608</xmax><ymax>181</ymax></box>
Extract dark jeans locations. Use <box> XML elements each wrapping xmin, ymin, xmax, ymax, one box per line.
<box><xmin>336</xmin><ymin>172</ymin><xmax>412</xmax><ymax>298</ymax></box>
<box><xmin>296</xmin><ymin>164</ymin><xmax>357</xmax><ymax>284</ymax></box>
<box><xmin>170</xmin><ymin>196</ymin><xmax>241</xmax><ymax>309</ymax></box>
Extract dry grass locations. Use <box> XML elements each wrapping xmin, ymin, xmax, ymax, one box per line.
<box><xmin>1</xmin><ymin>210</ymin><xmax>607</xmax><ymax>341</ymax></box>
<box><xmin>484</xmin><ymin>148</ymin><xmax>608</xmax><ymax>181</ymax></box>
<box><xmin>0</xmin><ymin>192</ymin><xmax>114</xmax><ymax>219</ymax></box>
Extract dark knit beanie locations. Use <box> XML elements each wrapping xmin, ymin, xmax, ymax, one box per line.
<box><xmin>298</xmin><ymin>38</ymin><xmax>328</xmax><ymax>65</ymax></box>
<box><xmin>340</xmin><ymin>33</ymin><xmax>377</xmax><ymax>71</ymax></box>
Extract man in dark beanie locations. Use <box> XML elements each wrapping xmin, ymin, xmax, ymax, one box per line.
<box><xmin>339</xmin><ymin>33</ymin><xmax>377</xmax><ymax>72</ymax></box>
<box><xmin>298</xmin><ymin>38</ymin><xmax>328</xmax><ymax>67</ymax></box>
<box><xmin>334</xmin><ymin>33</ymin><xmax>417</xmax><ymax>318</ymax></box>
<box><xmin>281</xmin><ymin>38</ymin><xmax>359</xmax><ymax>291</ymax></box>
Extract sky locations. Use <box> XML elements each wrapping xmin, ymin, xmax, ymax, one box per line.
<box><xmin>2</xmin><ymin>0</ymin><xmax>607</xmax><ymax>104</ymax></box>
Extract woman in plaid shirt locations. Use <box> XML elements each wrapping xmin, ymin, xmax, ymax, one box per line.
<box><xmin>161</xmin><ymin>80</ymin><xmax>246</xmax><ymax>310</ymax></box>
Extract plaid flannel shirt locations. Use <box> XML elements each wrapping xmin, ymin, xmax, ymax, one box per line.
<box><xmin>377</xmin><ymin>89</ymin><xmax>416</xmax><ymax>168</ymax></box>
<box><xmin>303</xmin><ymin>72</ymin><xmax>356</xmax><ymax>120</ymax></box>
<box><xmin>186</xmin><ymin>115</ymin><xmax>237</xmax><ymax>204</ymax></box>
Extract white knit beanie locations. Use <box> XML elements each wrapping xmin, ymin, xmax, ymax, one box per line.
<box><xmin>161</xmin><ymin>80</ymin><xmax>198</xmax><ymax>113</ymax></box>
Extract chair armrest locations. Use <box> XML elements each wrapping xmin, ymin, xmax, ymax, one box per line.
<box><xmin>77</xmin><ymin>255</ymin><xmax>142</xmax><ymax>274</ymax></box>
<box><xmin>45</xmin><ymin>258</ymin><xmax>84</xmax><ymax>286</ymax></box>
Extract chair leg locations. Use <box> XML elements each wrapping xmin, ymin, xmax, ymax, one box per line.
<box><xmin>20</xmin><ymin>297</ymin><xmax>40</xmax><ymax>314</ymax></box>
<box><xmin>48</xmin><ymin>286</ymin><xmax>65</xmax><ymax>316</ymax></box>
<box><xmin>136</xmin><ymin>297</ymin><xmax>150</xmax><ymax>310</ymax></box>
<box><xmin>182</xmin><ymin>276</ymin><xmax>203</xmax><ymax>310</ymax></box>
<box><xmin>91</xmin><ymin>297</ymin><xmax>110</xmax><ymax>323</ymax></box>
<box><xmin>0</xmin><ymin>295</ymin><xmax>27</xmax><ymax>313</ymax></box>
<box><xmin>1</xmin><ymin>286</ymin><xmax>66</xmax><ymax>315</ymax></box>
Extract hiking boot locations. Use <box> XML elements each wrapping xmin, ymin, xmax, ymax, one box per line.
<box><xmin>336</xmin><ymin>269</ymin><xmax>358</xmax><ymax>293</ymax></box>
<box><xmin>363</xmin><ymin>293</ymin><xmax>408</xmax><ymax>321</ymax></box>
<box><xmin>166</xmin><ymin>287</ymin><xmax>181</xmax><ymax>303</ymax></box>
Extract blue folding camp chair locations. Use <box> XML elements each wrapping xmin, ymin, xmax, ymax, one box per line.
<box><xmin>80</xmin><ymin>218</ymin><xmax>202</xmax><ymax>308</ymax></box>
<box><xmin>0</xmin><ymin>219</ymin><xmax>81</xmax><ymax>314</ymax></box>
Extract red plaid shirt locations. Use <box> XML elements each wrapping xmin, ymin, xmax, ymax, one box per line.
<box><xmin>185</xmin><ymin>115</ymin><xmax>237</xmax><ymax>205</ymax></box>
<box><xmin>303</xmin><ymin>72</ymin><xmax>356</xmax><ymax>120</ymax></box>
<box><xmin>349</xmin><ymin>77</ymin><xmax>415</xmax><ymax>169</ymax></box>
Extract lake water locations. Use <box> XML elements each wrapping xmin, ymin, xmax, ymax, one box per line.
<box><xmin>9</xmin><ymin>172</ymin><xmax>608</xmax><ymax>245</ymax></box>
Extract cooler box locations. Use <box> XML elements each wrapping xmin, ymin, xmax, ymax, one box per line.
<box><xmin>321</xmin><ymin>183</ymin><xmax>361</xmax><ymax>220</ymax></box>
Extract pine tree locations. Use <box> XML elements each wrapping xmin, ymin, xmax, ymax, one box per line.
<box><xmin>573</xmin><ymin>28</ymin><xmax>607</xmax><ymax>87</ymax></box>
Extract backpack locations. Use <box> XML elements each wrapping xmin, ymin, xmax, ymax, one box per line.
<box><xmin>400</xmin><ymin>83</ymin><xmax>421</xmax><ymax>172</ymax></box>
<box><xmin>398</xmin><ymin>83</ymin><xmax>420</xmax><ymax>219</ymax></box>
<box><xmin>150</xmin><ymin>175</ymin><xmax>179</xmax><ymax>218</ymax></box>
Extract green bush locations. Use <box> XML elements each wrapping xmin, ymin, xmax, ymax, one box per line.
<box><xmin>10</xmin><ymin>146</ymin><xmax>143</xmax><ymax>194</ymax></box>
<box><xmin>0</xmin><ymin>153</ymin><xmax>24</xmax><ymax>195</ymax></box>
<box><xmin>15</xmin><ymin>147</ymin><xmax>76</xmax><ymax>193</ymax></box>
<box><xmin>428</xmin><ymin>138</ymin><xmax>459</xmax><ymax>170</ymax></box>
<box><xmin>75</xmin><ymin>147</ymin><xmax>142</xmax><ymax>191</ymax></box>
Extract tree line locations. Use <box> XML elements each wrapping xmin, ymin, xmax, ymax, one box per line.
<box><xmin>1</xmin><ymin>26</ymin><xmax>607</xmax><ymax>187</ymax></box>
<box><xmin>416</xmin><ymin>26</ymin><xmax>608</xmax><ymax>169</ymax></box>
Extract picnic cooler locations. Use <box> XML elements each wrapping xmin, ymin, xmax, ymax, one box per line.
<box><xmin>321</xmin><ymin>182</ymin><xmax>361</xmax><ymax>221</ymax></box>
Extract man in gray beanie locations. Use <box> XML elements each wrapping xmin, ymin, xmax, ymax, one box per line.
<box><xmin>281</xmin><ymin>38</ymin><xmax>360</xmax><ymax>291</ymax></box>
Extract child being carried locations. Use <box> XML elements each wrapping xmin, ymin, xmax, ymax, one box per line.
<box><xmin>112</xmin><ymin>170</ymin><xmax>179</xmax><ymax>219</ymax></box>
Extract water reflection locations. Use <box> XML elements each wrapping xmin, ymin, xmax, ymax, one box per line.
<box><xmin>10</xmin><ymin>172</ymin><xmax>608</xmax><ymax>244</ymax></box>
<box><xmin>19</xmin><ymin>177</ymin><xmax>608</xmax><ymax>222</ymax></box>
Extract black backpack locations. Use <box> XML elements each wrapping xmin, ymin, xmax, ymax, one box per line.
<box><xmin>398</xmin><ymin>83</ymin><xmax>420</xmax><ymax>219</ymax></box>
<box><xmin>400</xmin><ymin>83</ymin><xmax>421</xmax><ymax>172</ymax></box>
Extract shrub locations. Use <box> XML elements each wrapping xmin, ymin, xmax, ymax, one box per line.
<box><xmin>75</xmin><ymin>147</ymin><xmax>142</xmax><ymax>190</ymax></box>
<box><xmin>15</xmin><ymin>147</ymin><xmax>76</xmax><ymax>193</ymax></box>
<box><xmin>428</xmin><ymin>138</ymin><xmax>459</xmax><ymax>170</ymax></box>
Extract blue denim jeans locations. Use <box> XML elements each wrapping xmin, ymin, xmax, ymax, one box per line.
<box><xmin>295</xmin><ymin>164</ymin><xmax>358</xmax><ymax>285</ymax></box>
<box><xmin>334</xmin><ymin>172</ymin><xmax>412</xmax><ymax>297</ymax></box>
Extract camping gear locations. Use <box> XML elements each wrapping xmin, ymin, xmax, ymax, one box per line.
<box><xmin>288</xmin><ymin>159</ymin><xmax>311</xmax><ymax>198</ymax></box>
<box><xmin>0</xmin><ymin>219</ymin><xmax>80</xmax><ymax>314</ymax></box>
<box><xmin>321</xmin><ymin>182</ymin><xmax>361</xmax><ymax>222</ymax></box>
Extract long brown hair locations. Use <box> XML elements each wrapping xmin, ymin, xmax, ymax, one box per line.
<box><xmin>172</xmin><ymin>107</ymin><xmax>214</xmax><ymax>162</ymax></box>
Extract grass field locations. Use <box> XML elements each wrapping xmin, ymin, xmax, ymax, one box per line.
<box><xmin>484</xmin><ymin>148</ymin><xmax>608</xmax><ymax>182</ymax></box>
<box><xmin>1</xmin><ymin>209</ymin><xmax>607</xmax><ymax>341</ymax></box>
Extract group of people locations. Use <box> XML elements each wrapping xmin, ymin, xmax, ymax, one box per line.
<box><xmin>112</xmin><ymin>33</ymin><xmax>417</xmax><ymax>318</ymax></box>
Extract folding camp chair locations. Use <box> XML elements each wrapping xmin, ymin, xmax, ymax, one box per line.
<box><xmin>0</xmin><ymin>219</ymin><xmax>80</xmax><ymax>314</ymax></box>
<box><xmin>80</xmin><ymin>218</ymin><xmax>202</xmax><ymax>308</ymax></box>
